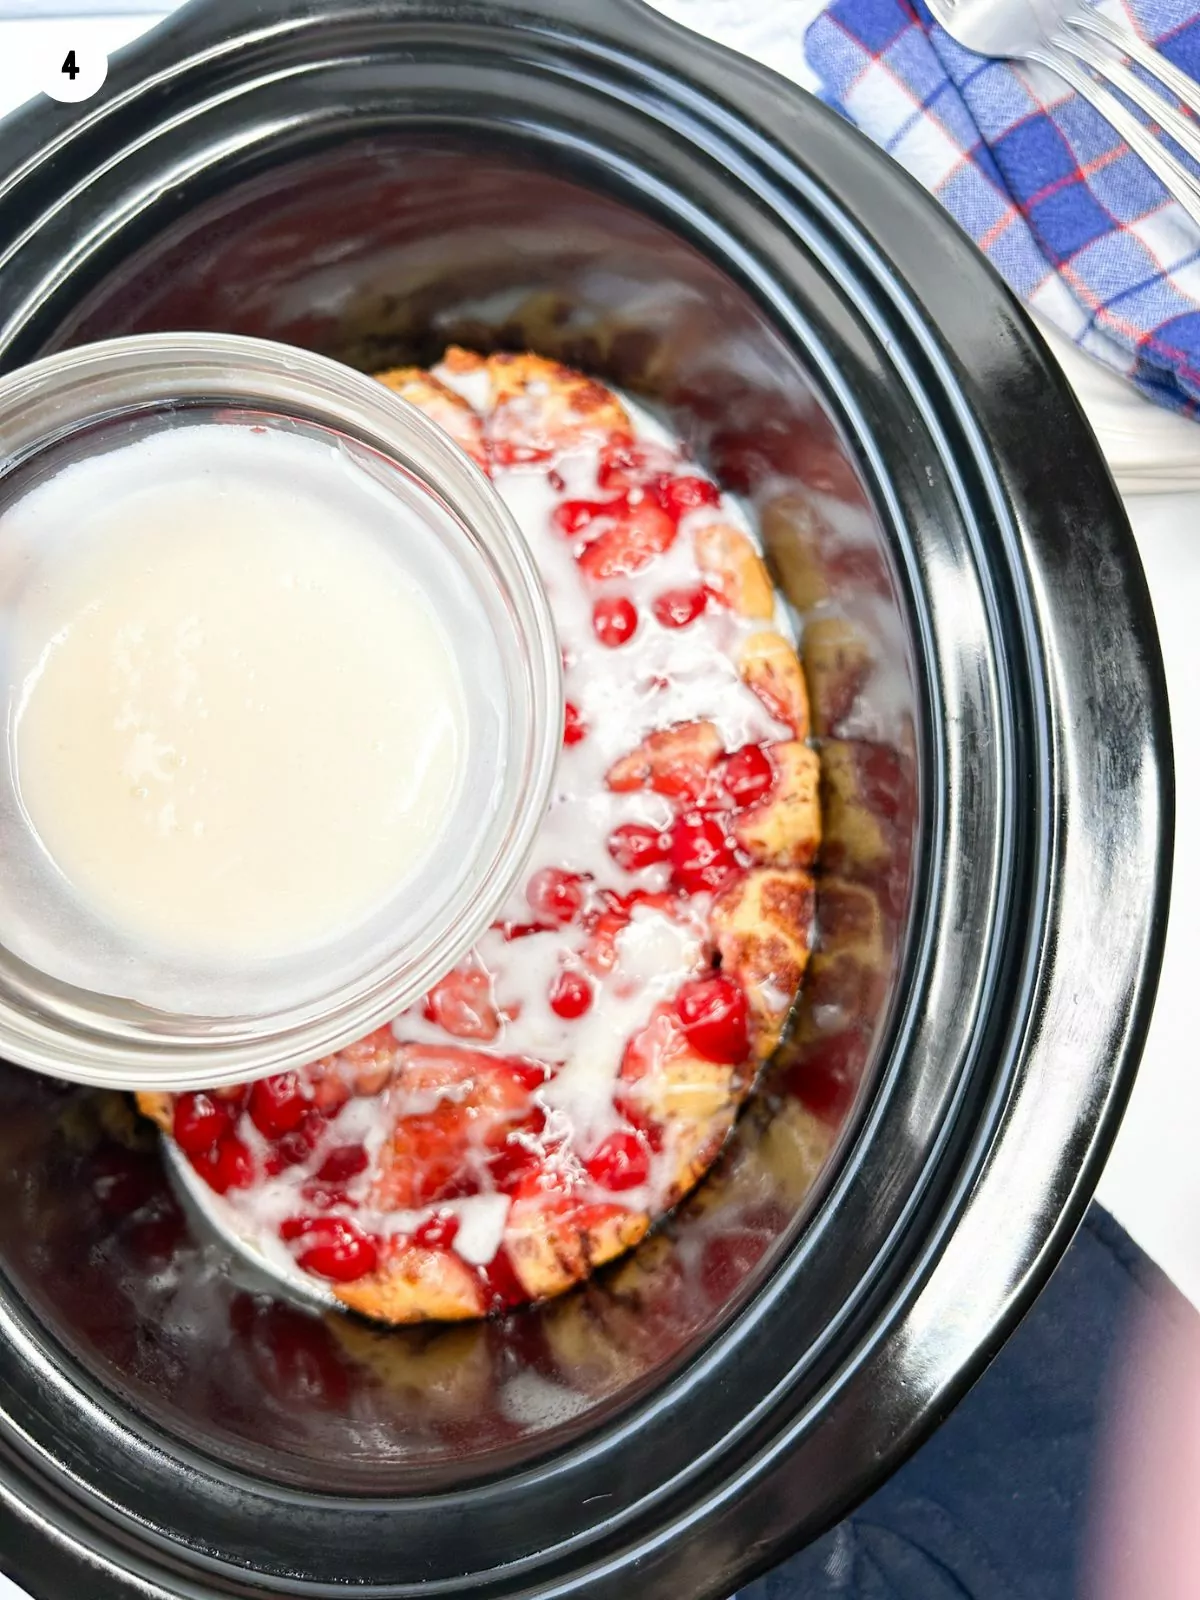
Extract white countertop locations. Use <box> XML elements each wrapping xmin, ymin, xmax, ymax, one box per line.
<box><xmin>0</xmin><ymin>7</ymin><xmax>1195</xmax><ymax>1307</ymax></box>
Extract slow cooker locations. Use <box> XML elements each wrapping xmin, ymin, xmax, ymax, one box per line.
<box><xmin>0</xmin><ymin>2</ymin><xmax>1172</xmax><ymax>1597</ymax></box>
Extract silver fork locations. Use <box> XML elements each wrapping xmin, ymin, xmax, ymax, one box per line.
<box><xmin>924</xmin><ymin>0</ymin><xmax>1200</xmax><ymax>230</ymax></box>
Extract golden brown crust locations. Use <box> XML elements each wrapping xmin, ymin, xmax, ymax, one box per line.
<box><xmin>629</xmin><ymin>1049</ymin><xmax>738</xmax><ymax>1129</ymax></box>
<box><xmin>440</xmin><ymin>345</ymin><xmax>487</xmax><ymax>377</ymax></box>
<box><xmin>478</xmin><ymin>350</ymin><xmax>631</xmax><ymax>463</ymax></box>
<box><xmin>505</xmin><ymin>1198</ymin><xmax>651</xmax><ymax>1300</ymax></box>
<box><xmin>738</xmin><ymin>631</ymin><xmax>811</xmax><ymax>738</ymax></box>
<box><xmin>372</xmin><ymin>366</ymin><xmax>489</xmax><ymax>469</ymax></box>
<box><xmin>694</xmin><ymin>522</ymin><xmax>775</xmax><ymax>619</ymax></box>
<box><xmin>374</xmin><ymin>363</ymin><xmax>438</xmax><ymax>391</ymax></box>
<box><xmin>135</xmin><ymin>1091</ymin><xmax>172</xmax><ymax>1135</ymax></box>
<box><xmin>711</xmin><ymin>868</ymin><xmax>816</xmax><ymax>1058</ymax></box>
<box><xmin>669</xmin><ymin>1126</ymin><xmax>736</xmax><ymax>1200</ymax></box>
<box><xmin>652</xmin><ymin>1062</ymin><xmax>748</xmax><ymax>1203</ymax></box>
<box><xmin>733</xmin><ymin>741</ymin><xmax>821</xmax><ymax>868</ymax></box>
<box><xmin>616</xmin><ymin>1001</ymin><xmax>749</xmax><ymax>1199</ymax></box>
<box><xmin>334</xmin><ymin>1244</ymin><xmax>486</xmax><ymax>1323</ymax></box>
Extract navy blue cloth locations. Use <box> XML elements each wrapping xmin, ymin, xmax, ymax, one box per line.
<box><xmin>738</xmin><ymin>1207</ymin><xmax>1173</xmax><ymax>1600</ymax></box>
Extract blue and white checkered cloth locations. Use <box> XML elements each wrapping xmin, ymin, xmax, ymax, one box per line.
<box><xmin>807</xmin><ymin>0</ymin><xmax>1200</xmax><ymax>414</ymax></box>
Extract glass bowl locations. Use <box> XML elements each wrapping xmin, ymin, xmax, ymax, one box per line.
<box><xmin>0</xmin><ymin>332</ymin><xmax>562</xmax><ymax>1089</ymax></box>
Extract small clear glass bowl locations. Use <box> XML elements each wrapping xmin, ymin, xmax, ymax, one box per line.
<box><xmin>0</xmin><ymin>334</ymin><xmax>561</xmax><ymax>1089</ymax></box>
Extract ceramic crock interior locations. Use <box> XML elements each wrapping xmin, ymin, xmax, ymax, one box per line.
<box><xmin>0</xmin><ymin>139</ymin><xmax>917</xmax><ymax>1492</ymax></box>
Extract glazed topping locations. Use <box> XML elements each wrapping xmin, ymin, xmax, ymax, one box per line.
<box><xmin>162</xmin><ymin>356</ymin><xmax>816</xmax><ymax>1316</ymax></box>
<box><xmin>4</xmin><ymin>423</ymin><xmax>466</xmax><ymax>964</ymax></box>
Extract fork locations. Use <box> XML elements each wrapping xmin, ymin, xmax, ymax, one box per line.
<box><xmin>924</xmin><ymin>0</ymin><xmax>1200</xmax><ymax>230</ymax></box>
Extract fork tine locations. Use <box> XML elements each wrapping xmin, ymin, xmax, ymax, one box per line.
<box><xmin>1067</xmin><ymin>9</ymin><xmax>1200</xmax><ymax>124</ymax></box>
<box><xmin>1029</xmin><ymin>42</ymin><xmax>1200</xmax><ymax>229</ymax></box>
<box><xmin>1053</xmin><ymin>27</ymin><xmax>1200</xmax><ymax>173</ymax></box>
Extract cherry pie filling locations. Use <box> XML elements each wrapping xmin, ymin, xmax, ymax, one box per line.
<box><xmin>140</xmin><ymin>351</ymin><xmax>820</xmax><ymax>1322</ymax></box>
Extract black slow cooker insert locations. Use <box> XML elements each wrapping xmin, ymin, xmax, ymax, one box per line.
<box><xmin>0</xmin><ymin>2</ymin><xmax>1171</xmax><ymax>1597</ymax></box>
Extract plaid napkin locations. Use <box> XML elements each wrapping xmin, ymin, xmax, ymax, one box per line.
<box><xmin>807</xmin><ymin>0</ymin><xmax>1200</xmax><ymax>414</ymax></box>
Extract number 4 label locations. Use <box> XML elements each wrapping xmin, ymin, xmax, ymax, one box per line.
<box><xmin>36</xmin><ymin>32</ymin><xmax>109</xmax><ymax>105</ymax></box>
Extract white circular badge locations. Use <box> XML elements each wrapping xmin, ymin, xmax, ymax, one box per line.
<box><xmin>34</xmin><ymin>25</ymin><xmax>108</xmax><ymax>104</ymax></box>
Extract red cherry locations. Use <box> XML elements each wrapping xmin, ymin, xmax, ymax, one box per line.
<box><xmin>669</xmin><ymin>810</ymin><xmax>739</xmax><ymax>893</ymax></box>
<box><xmin>653</xmin><ymin>474</ymin><xmax>720</xmax><ymax>519</ymax></box>
<box><xmin>607</xmin><ymin>822</ymin><xmax>670</xmax><ymax>872</ymax></box>
<box><xmin>421</xmin><ymin>964</ymin><xmax>499</xmax><ymax>1040</ymax></box>
<box><xmin>263</xmin><ymin>1113</ymin><xmax>323</xmax><ymax>1175</ymax></box>
<box><xmin>411</xmin><ymin>1211</ymin><xmax>461</xmax><ymax>1251</ymax></box>
<box><xmin>592</xmin><ymin>595</ymin><xmax>638</xmax><ymax>647</ymax></box>
<box><xmin>577</xmin><ymin>500</ymin><xmax>677</xmax><ymax>580</ymax></box>
<box><xmin>191</xmin><ymin>1135</ymin><xmax>254</xmax><ymax>1194</ymax></box>
<box><xmin>508</xmin><ymin>1163</ymin><xmax>576</xmax><ymax>1204</ymax></box>
<box><xmin>652</xmin><ymin>586</ymin><xmax>708</xmax><ymax>629</ymax></box>
<box><xmin>585</xmin><ymin>1129</ymin><xmax>651</xmax><ymax>1191</ymax></box>
<box><xmin>478</xmin><ymin>1245</ymin><xmax>527</xmax><ymax>1312</ymax></box>
<box><xmin>620</xmin><ymin>1004</ymin><xmax>687</xmax><ymax>1082</ymax></box>
<box><xmin>487</xmin><ymin>1126</ymin><xmax>549</xmax><ymax>1191</ymax></box>
<box><xmin>248</xmin><ymin>1073</ymin><xmax>308</xmax><ymax>1139</ymax></box>
<box><xmin>548</xmin><ymin>968</ymin><xmax>593</xmax><ymax>1020</ymax></box>
<box><xmin>526</xmin><ymin>867</ymin><xmax>586</xmax><ymax>925</ymax></box>
<box><xmin>614</xmin><ymin>1096</ymin><xmax>666</xmax><ymax>1154</ymax></box>
<box><xmin>172</xmin><ymin>1091</ymin><xmax>233</xmax><ymax>1156</ymax></box>
<box><xmin>596</xmin><ymin>439</ymin><xmax>643</xmax><ymax>492</ymax></box>
<box><xmin>722</xmin><ymin>744</ymin><xmax>776</xmax><ymax>808</ymax></box>
<box><xmin>280</xmin><ymin>1216</ymin><xmax>379</xmax><ymax>1282</ymax></box>
<box><xmin>505</xmin><ymin>1058</ymin><xmax>552</xmax><ymax>1093</ymax></box>
<box><xmin>595</xmin><ymin>438</ymin><xmax>676</xmax><ymax>493</ymax></box>
<box><xmin>563</xmin><ymin>701</ymin><xmax>587</xmax><ymax>746</ymax></box>
<box><xmin>676</xmin><ymin>974</ymin><xmax>750</xmax><ymax>1063</ymax></box>
<box><xmin>497</xmin><ymin>919</ymin><xmax>552</xmax><ymax>941</ymax></box>
<box><xmin>553</xmin><ymin>497</ymin><xmax>624</xmax><ymax>536</ymax></box>
<box><xmin>315</xmin><ymin>1144</ymin><xmax>369</xmax><ymax>1184</ymax></box>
